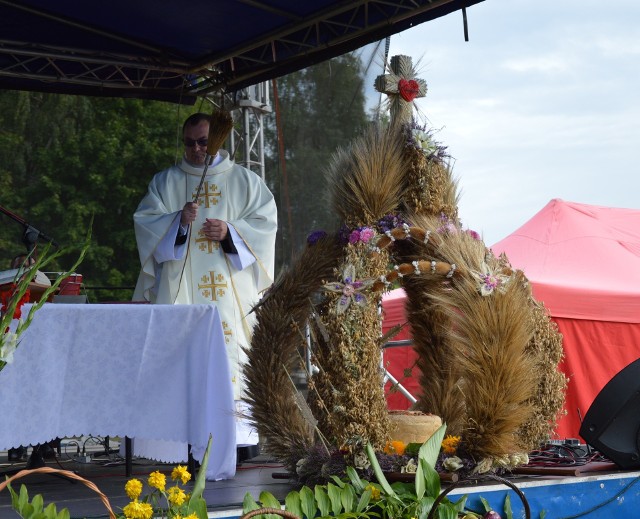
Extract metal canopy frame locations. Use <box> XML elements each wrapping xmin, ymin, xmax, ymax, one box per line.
<box><xmin>0</xmin><ymin>0</ymin><xmax>484</xmax><ymax>103</ymax></box>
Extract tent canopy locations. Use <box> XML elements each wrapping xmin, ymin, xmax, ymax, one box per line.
<box><xmin>0</xmin><ymin>0</ymin><xmax>483</xmax><ymax>103</ymax></box>
<box><xmin>491</xmin><ymin>199</ymin><xmax>640</xmax><ymax>323</ymax></box>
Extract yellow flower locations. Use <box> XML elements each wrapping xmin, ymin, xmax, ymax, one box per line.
<box><xmin>383</xmin><ymin>440</ymin><xmax>406</xmax><ymax>455</ymax></box>
<box><xmin>171</xmin><ymin>464</ymin><xmax>191</xmax><ymax>485</ymax></box>
<box><xmin>364</xmin><ymin>484</ymin><xmax>381</xmax><ymax>500</ymax></box>
<box><xmin>441</xmin><ymin>435</ymin><xmax>461</xmax><ymax>455</ymax></box>
<box><xmin>123</xmin><ymin>500</ymin><xmax>154</xmax><ymax>519</ymax></box>
<box><xmin>124</xmin><ymin>478</ymin><xmax>143</xmax><ymax>500</ymax></box>
<box><xmin>183</xmin><ymin>514</ymin><xmax>198</xmax><ymax>519</ymax></box>
<box><xmin>167</xmin><ymin>485</ymin><xmax>187</xmax><ymax>506</ymax></box>
<box><xmin>148</xmin><ymin>470</ymin><xmax>166</xmax><ymax>491</ymax></box>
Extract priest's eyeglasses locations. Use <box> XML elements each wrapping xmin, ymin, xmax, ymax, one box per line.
<box><xmin>184</xmin><ymin>137</ymin><xmax>208</xmax><ymax>147</ymax></box>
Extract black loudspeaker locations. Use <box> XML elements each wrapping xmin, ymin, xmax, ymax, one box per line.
<box><xmin>579</xmin><ymin>358</ymin><xmax>640</xmax><ymax>469</ymax></box>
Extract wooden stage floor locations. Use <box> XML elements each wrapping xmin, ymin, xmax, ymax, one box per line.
<box><xmin>2</xmin><ymin>444</ymin><xmax>640</xmax><ymax>519</ymax></box>
<box><xmin>0</xmin><ymin>446</ymin><xmax>297</xmax><ymax>519</ymax></box>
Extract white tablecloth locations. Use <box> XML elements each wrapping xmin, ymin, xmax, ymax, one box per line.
<box><xmin>0</xmin><ymin>303</ymin><xmax>236</xmax><ymax>480</ymax></box>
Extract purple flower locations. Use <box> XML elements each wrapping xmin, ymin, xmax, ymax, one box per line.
<box><xmin>307</xmin><ymin>230</ymin><xmax>327</xmax><ymax>246</ymax></box>
<box><xmin>348</xmin><ymin>230</ymin><xmax>361</xmax><ymax>244</ymax></box>
<box><xmin>377</xmin><ymin>213</ymin><xmax>407</xmax><ymax>234</ymax></box>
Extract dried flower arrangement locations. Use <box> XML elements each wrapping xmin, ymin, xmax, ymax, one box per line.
<box><xmin>243</xmin><ymin>55</ymin><xmax>567</xmax><ymax>484</ymax></box>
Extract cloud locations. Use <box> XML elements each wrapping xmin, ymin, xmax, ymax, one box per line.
<box><xmin>382</xmin><ymin>0</ymin><xmax>640</xmax><ymax>244</ymax></box>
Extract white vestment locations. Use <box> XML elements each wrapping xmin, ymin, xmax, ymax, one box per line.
<box><xmin>131</xmin><ymin>151</ymin><xmax>277</xmax><ymax>477</ymax></box>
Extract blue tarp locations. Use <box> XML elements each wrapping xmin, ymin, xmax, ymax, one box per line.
<box><xmin>0</xmin><ymin>0</ymin><xmax>484</xmax><ymax>103</ymax></box>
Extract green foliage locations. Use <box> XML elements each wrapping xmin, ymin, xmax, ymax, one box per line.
<box><xmin>0</xmin><ymin>90</ymin><xmax>186</xmax><ymax>301</ymax></box>
<box><xmin>1</xmin><ymin>224</ymin><xmax>91</xmax><ymax>371</ymax></box>
<box><xmin>242</xmin><ymin>423</ymin><xmax>463</xmax><ymax>519</ymax></box>
<box><xmin>0</xmin><ymin>51</ymin><xmax>373</xmax><ymax>287</ymax></box>
<box><xmin>7</xmin><ymin>483</ymin><xmax>71</xmax><ymax>519</ymax></box>
<box><xmin>265</xmin><ymin>52</ymin><xmax>372</xmax><ymax>269</ymax></box>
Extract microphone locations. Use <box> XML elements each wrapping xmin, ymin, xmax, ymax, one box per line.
<box><xmin>23</xmin><ymin>224</ymin><xmax>58</xmax><ymax>251</ymax></box>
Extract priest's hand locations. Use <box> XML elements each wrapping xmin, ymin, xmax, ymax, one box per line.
<box><xmin>203</xmin><ymin>218</ymin><xmax>228</xmax><ymax>241</ymax></box>
<box><xmin>181</xmin><ymin>202</ymin><xmax>198</xmax><ymax>226</ymax></box>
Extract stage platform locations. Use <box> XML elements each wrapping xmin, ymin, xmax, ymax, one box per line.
<box><xmin>1</xmin><ymin>446</ymin><xmax>640</xmax><ymax>519</ymax></box>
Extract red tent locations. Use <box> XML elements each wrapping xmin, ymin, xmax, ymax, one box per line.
<box><xmin>381</xmin><ymin>199</ymin><xmax>640</xmax><ymax>440</ymax></box>
<box><xmin>491</xmin><ymin>199</ymin><xmax>640</xmax><ymax>439</ymax></box>
<box><xmin>381</xmin><ymin>288</ymin><xmax>420</xmax><ymax>409</ymax></box>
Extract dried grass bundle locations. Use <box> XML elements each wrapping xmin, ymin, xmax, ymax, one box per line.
<box><xmin>326</xmin><ymin>123</ymin><xmax>407</xmax><ymax>227</ymax></box>
<box><xmin>517</xmin><ymin>296</ymin><xmax>567</xmax><ymax>450</ymax></box>
<box><xmin>390</xmin><ymin>216</ymin><xmax>539</xmax><ymax>457</ymax></box>
<box><xmin>310</xmin><ymin>245</ymin><xmax>391</xmax><ymax>450</ymax></box>
<box><xmin>443</xmin><ymin>270</ymin><xmax>537</xmax><ymax>458</ymax></box>
<box><xmin>403</xmin><ymin>144</ymin><xmax>460</xmax><ymax>219</ymax></box>
<box><xmin>423</xmin><ymin>230</ymin><xmax>537</xmax><ymax>458</ymax></box>
<box><xmin>244</xmin><ymin>235</ymin><xmax>344</xmax><ymax>469</ymax></box>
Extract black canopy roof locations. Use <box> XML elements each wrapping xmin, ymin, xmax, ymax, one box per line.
<box><xmin>0</xmin><ymin>0</ymin><xmax>484</xmax><ymax>103</ymax></box>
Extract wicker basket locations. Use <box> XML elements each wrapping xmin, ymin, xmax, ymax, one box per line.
<box><xmin>0</xmin><ymin>466</ymin><xmax>116</xmax><ymax>519</ymax></box>
<box><xmin>240</xmin><ymin>508</ymin><xmax>299</xmax><ymax>519</ymax></box>
<box><xmin>427</xmin><ymin>474</ymin><xmax>531</xmax><ymax>519</ymax></box>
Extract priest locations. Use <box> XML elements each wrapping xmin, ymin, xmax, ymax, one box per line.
<box><xmin>132</xmin><ymin>112</ymin><xmax>277</xmax><ymax>477</ymax></box>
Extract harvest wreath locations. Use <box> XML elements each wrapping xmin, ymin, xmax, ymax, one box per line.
<box><xmin>242</xmin><ymin>56</ymin><xmax>566</xmax><ymax>485</ymax></box>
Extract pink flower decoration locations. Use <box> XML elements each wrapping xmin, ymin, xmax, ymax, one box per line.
<box><xmin>359</xmin><ymin>228</ymin><xmax>375</xmax><ymax>243</ymax></box>
<box><xmin>466</xmin><ymin>229</ymin><xmax>481</xmax><ymax>240</ymax></box>
<box><xmin>348</xmin><ymin>230</ymin><xmax>361</xmax><ymax>244</ymax></box>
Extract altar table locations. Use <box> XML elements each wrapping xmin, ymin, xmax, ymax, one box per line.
<box><xmin>0</xmin><ymin>303</ymin><xmax>236</xmax><ymax>480</ymax></box>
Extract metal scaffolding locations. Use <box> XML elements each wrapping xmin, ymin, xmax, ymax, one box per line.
<box><xmin>226</xmin><ymin>83</ymin><xmax>272</xmax><ymax>181</ymax></box>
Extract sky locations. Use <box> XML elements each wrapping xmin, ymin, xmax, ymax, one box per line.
<box><xmin>373</xmin><ymin>0</ymin><xmax>640</xmax><ymax>246</ymax></box>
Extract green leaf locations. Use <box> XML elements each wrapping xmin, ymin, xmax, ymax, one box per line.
<box><xmin>285</xmin><ymin>490</ymin><xmax>303</xmax><ymax>519</ymax></box>
<box><xmin>415</xmin><ymin>424</ymin><xmax>446</xmax><ymax>500</ymax></box>
<box><xmin>365</xmin><ymin>443</ymin><xmax>396</xmax><ymax>498</ymax></box>
<box><xmin>330</xmin><ymin>475</ymin><xmax>346</xmax><ymax>489</ymax></box>
<box><xmin>7</xmin><ymin>482</ymin><xmax>19</xmax><ymax>510</ymax></box>
<box><xmin>18</xmin><ymin>484</ymin><xmax>29</xmax><ymax>511</ymax></box>
<box><xmin>355</xmin><ymin>488</ymin><xmax>372</xmax><ymax>513</ymax></box>
<box><xmin>404</xmin><ymin>443</ymin><xmax>422</xmax><ymax>456</ymax></box>
<box><xmin>31</xmin><ymin>493</ymin><xmax>44</xmax><ymax>514</ymax></box>
<box><xmin>260</xmin><ymin>489</ymin><xmax>283</xmax><ymax>519</ymax></box>
<box><xmin>186</xmin><ymin>497</ymin><xmax>208</xmax><ymax>519</ymax></box>
<box><xmin>417</xmin><ymin>496</ymin><xmax>436</xmax><ymax>519</ymax></box>
<box><xmin>190</xmin><ymin>434</ymin><xmax>212</xmax><ymax>503</ymax></box>
<box><xmin>22</xmin><ymin>503</ymin><xmax>34</xmax><ymax>517</ymax></box>
<box><xmin>327</xmin><ymin>482</ymin><xmax>343</xmax><ymax>516</ymax></box>
<box><xmin>242</xmin><ymin>492</ymin><xmax>261</xmax><ymax>514</ymax></box>
<box><xmin>315</xmin><ymin>486</ymin><xmax>331</xmax><ymax>517</ymax></box>
<box><xmin>299</xmin><ymin>486</ymin><xmax>317</xmax><ymax>519</ymax></box>
<box><xmin>340</xmin><ymin>483</ymin><xmax>356</xmax><ymax>513</ymax></box>
<box><xmin>345</xmin><ymin>466</ymin><xmax>364</xmax><ymax>493</ymax></box>
<box><xmin>56</xmin><ymin>508</ymin><xmax>70</xmax><ymax>519</ymax></box>
<box><xmin>43</xmin><ymin>503</ymin><xmax>58</xmax><ymax>519</ymax></box>
<box><xmin>260</xmin><ymin>490</ymin><xmax>282</xmax><ymax>509</ymax></box>
<box><xmin>480</xmin><ymin>497</ymin><xmax>491</xmax><ymax>512</ymax></box>
<box><xmin>504</xmin><ymin>493</ymin><xmax>513</xmax><ymax>519</ymax></box>
<box><xmin>451</xmin><ymin>494</ymin><xmax>468</xmax><ymax>512</ymax></box>
<box><xmin>420</xmin><ymin>424</ymin><xmax>447</xmax><ymax>469</ymax></box>
<box><xmin>421</xmin><ymin>460</ymin><xmax>441</xmax><ymax>501</ymax></box>
<box><xmin>436</xmin><ymin>501</ymin><xmax>459</xmax><ymax>519</ymax></box>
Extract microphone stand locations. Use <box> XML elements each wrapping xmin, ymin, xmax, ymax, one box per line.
<box><xmin>0</xmin><ymin>205</ymin><xmax>59</xmax><ymax>252</ymax></box>
<box><xmin>0</xmin><ymin>206</ymin><xmax>70</xmax><ymax>480</ymax></box>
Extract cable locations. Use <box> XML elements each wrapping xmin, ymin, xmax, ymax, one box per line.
<box><xmin>557</xmin><ymin>475</ymin><xmax>640</xmax><ymax>519</ymax></box>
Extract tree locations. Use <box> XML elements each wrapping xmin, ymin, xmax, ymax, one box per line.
<box><xmin>0</xmin><ymin>91</ymin><xmax>186</xmax><ymax>301</ymax></box>
<box><xmin>0</xmin><ymin>49</ymin><xmax>371</xmax><ymax>295</ymax></box>
<box><xmin>266</xmin><ymin>52</ymin><xmax>371</xmax><ymax>269</ymax></box>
